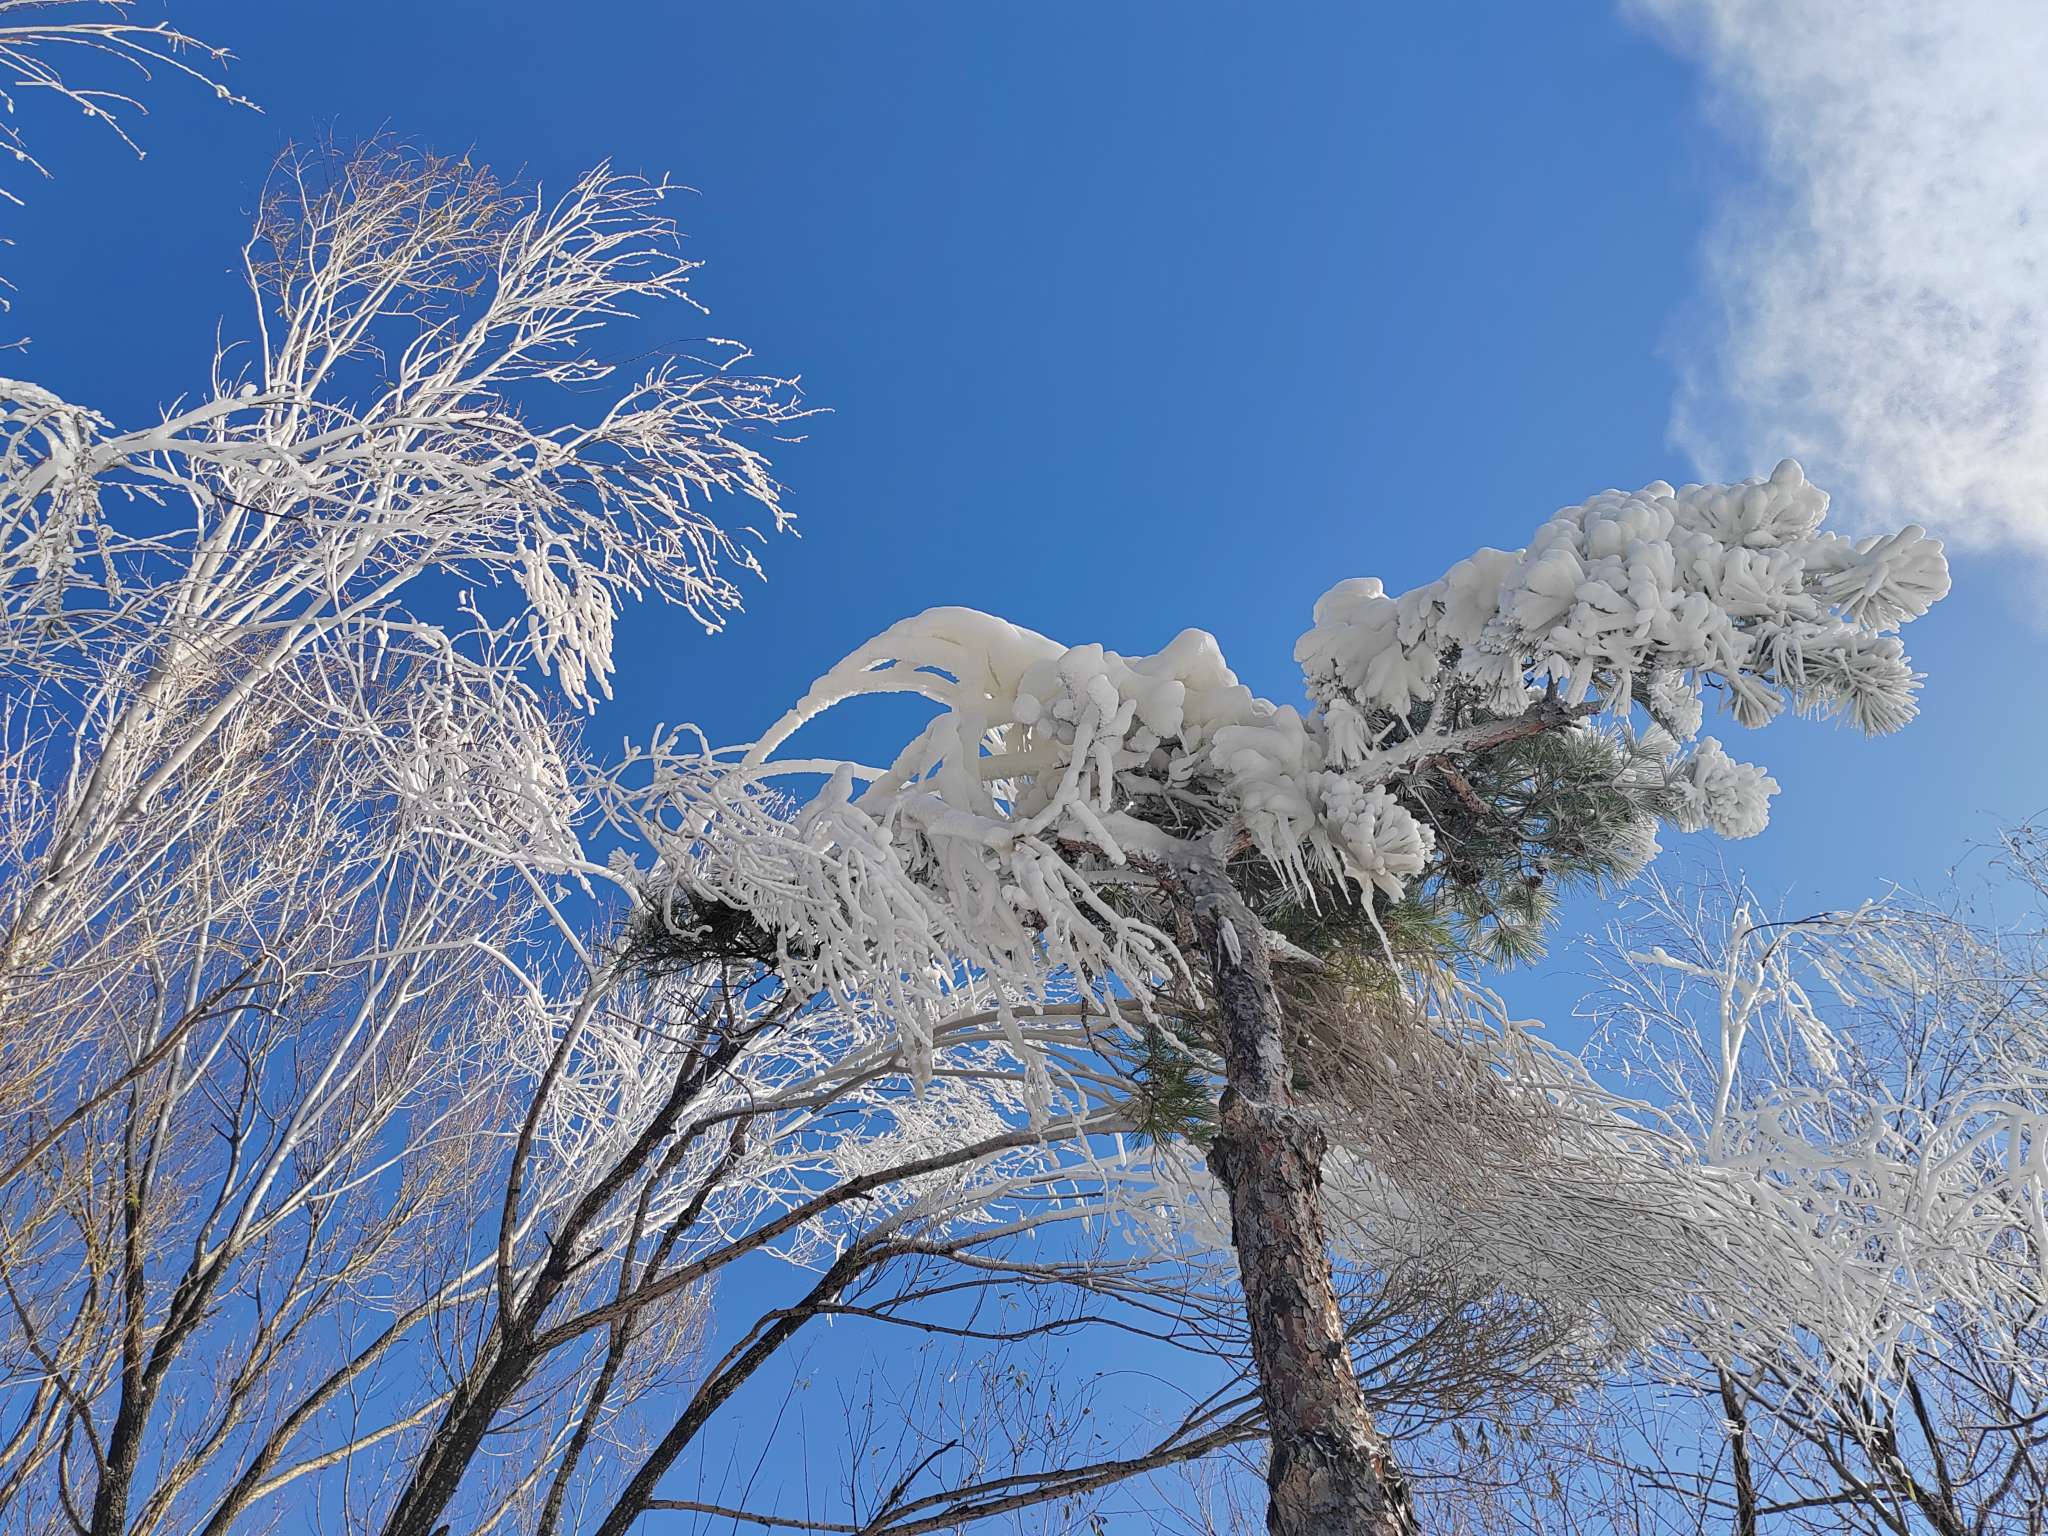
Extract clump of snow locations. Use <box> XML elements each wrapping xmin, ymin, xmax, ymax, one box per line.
<box><xmin>1670</xmin><ymin>737</ymin><xmax>1779</xmax><ymax>840</ymax></box>
<box><xmin>1310</xmin><ymin>778</ymin><xmax>1433</xmax><ymax>900</ymax></box>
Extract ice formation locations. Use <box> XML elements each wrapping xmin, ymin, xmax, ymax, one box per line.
<box><xmin>636</xmin><ymin>461</ymin><xmax>1947</xmax><ymax>1083</ymax></box>
<box><xmin>782</xmin><ymin>461</ymin><xmax>1939</xmax><ymax>895</ymax></box>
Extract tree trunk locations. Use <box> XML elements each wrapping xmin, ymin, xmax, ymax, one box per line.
<box><xmin>1182</xmin><ymin>861</ymin><xmax>1417</xmax><ymax>1536</ymax></box>
<box><xmin>1717</xmin><ymin>1372</ymin><xmax>1758</xmax><ymax>1536</ymax></box>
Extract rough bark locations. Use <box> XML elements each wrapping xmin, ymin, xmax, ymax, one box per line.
<box><xmin>1183</xmin><ymin>861</ymin><xmax>1417</xmax><ymax>1536</ymax></box>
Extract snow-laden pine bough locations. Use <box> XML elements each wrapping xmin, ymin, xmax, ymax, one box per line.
<box><xmin>617</xmin><ymin>462</ymin><xmax>2027</xmax><ymax>1534</ymax></box>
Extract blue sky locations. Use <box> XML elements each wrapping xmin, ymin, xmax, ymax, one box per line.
<box><xmin>12</xmin><ymin>4</ymin><xmax>2045</xmax><ymax>1521</ymax></box>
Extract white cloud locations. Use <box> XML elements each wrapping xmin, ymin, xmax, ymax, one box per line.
<box><xmin>1632</xmin><ymin>0</ymin><xmax>2048</xmax><ymax>557</ymax></box>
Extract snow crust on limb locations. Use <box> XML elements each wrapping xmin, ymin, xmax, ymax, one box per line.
<box><xmin>680</xmin><ymin>462</ymin><xmax>1945</xmax><ymax>1035</ymax></box>
<box><xmin>1299</xmin><ymin>458</ymin><xmax>1944</xmax><ymax>756</ymax></box>
<box><xmin>0</xmin><ymin>10</ymin><xmax>253</xmax><ymax>295</ymax></box>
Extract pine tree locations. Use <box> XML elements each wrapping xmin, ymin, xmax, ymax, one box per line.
<box><xmin>675</xmin><ymin>461</ymin><xmax>1950</xmax><ymax>1535</ymax></box>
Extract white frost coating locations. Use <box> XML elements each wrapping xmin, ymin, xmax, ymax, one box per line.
<box><xmin>1669</xmin><ymin>736</ymin><xmax>1778</xmax><ymax>839</ymax></box>
<box><xmin>1591</xmin><ymin>874</ymin><xmax>2048</xmax><ymax>1396</ymax></box>
<box><xmin>644</xmin><ymin>463</ymin><xmax>1943</xmax><ymax>1088</ymax></box>
<box><xmin>1296</xmin><ymin>459</ymin><xmax>1946</xmax><ymax>750</ymax></box>
<box><xmin>0</xmin><ymin>152</ymin><xmax>814</xmax><ymax>997</ymax></box>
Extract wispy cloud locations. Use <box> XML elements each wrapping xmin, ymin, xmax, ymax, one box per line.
<box><xmin>1632</xmin><ymin>0</ymin><xmax>2048</xmax><ymax>557</ymax></box>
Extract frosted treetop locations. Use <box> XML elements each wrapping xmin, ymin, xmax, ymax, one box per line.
<box><xmin>634</xmin><ymin>462</ymin><xmax>1947</xmax><ymax>1081</ymax></box>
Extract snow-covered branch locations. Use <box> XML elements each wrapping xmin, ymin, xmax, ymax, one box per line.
<box><xmin>655</xmin><ymin>463</ymin><xmax>1945</xmax><ymax>1079</ymax></box>
<box><xmin>0</xmin><ymin>3</ymin><xmax>253</xmax><ymax>304</ymax></box>
<box><xmin>1581</xmin><ymin>858</ymin><xmax>2048</xmax><ymax>1532</ymax></box>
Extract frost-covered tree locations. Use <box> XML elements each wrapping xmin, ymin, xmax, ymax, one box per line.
<box><xmin>1585</xmin><ymin>850</ymin><xmax>2048</xmax><ymax>1536</ymax></box>
<box><xmin>0</xmin><ymin>141</ymin><xmax>1218</xmax><ymax>1536</ymax></box>
<box><xmin>0</xmin><ymin>137</ymin><xmax>1361</xmax><ymax>1536</ymax></box>
<box><xmin>668</xmin><ymin>464</ymin><xmax>1952</xmax><ymax>1534</ymax></box>
<box><xmin>0</xmin><ymin>137</ymin><xmax>800</xmax><ymax>1535</ymax></box>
